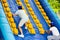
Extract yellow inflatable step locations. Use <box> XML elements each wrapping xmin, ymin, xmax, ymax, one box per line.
<box><xmin>35</xmin><ymin>2</ymin><xmax>40</xmax><ymax>5</ymax></box>
<box><xmin>10</xmin><ymin>23</ymin><xmax>16</xmax><ymax>28</ymax></box>
<box><xmin>27</xmin><ymin>20</ymin><xmax>31</xmax><ymax>23</ymax></box>
<box><xmin>13</xmin><ymin>28</ymin><xmax>18</xmax><ymax>35</ymax></box>
<box><xmin>30</xmin><ymin>29</ymin><xmax>36</xmax><ymax>34</ymax></box>
<box><xmin>6</xmin><ymin>11</ymin><xmax>11</xmax><ymax>14</ymax></box>
<box><xmin>28</xmin><ymin>28</ymin><xmax>36</xmax><ymax>34</ymax></box>
<box><xmin>4</xmin><ymin>7</ymin><xmax>10</xmax><ymax>12</ymax></box>
<box><xmin>38</xmin><ymin>6</ymin><xmax>42</xmax><ymax>9</ymax></box>
<box><xmin>33</xmin><ymin>19</ymin><xmax>39</xmax><ymax>22</ymax></box>
<box><xmin>28</xmin><ymin>24</ymin><xmax>33</xmax><ymax>29</ymax></box>
<box><xmin>44</xmin><ymin>16</ymin><xmax>49</xmax><ymax>19</ymax></box>
<box><xmin>2</xmin><ymin>0</ymin><xmax>6</xmax><ymax>3</ymax></box>
<box><xmin>4</xmin><ymin>3</ymin><xmax>8</xmax><ymax>8</ymax></box>
<box><xmin>6</xmin><ymin>13</ymin><xmax>12</xmax><ymax>18</ymax></box>
<box><xmin>26</xmin><ymin>4</ymin><xmax>30</xmax><ymax>7</ymax></box>
<box><xmin>8</xmin><ymin>17</ymin><xmax>14</xmax><ymax>23</ymax></box>
<box><xmin>32</xmin><ymin>15</ymin><xmax>37</xmax><ymax>19</ymax></box>
<box><xmin>35</xmin><ymin>0</ymin><xmax>38</xmax><ymax>2</ymax></box>
<box><xmin>46</xmin><ymin>20</ymin><xmax>51</xmax><ymax>23</ymax></box>
<box><xmin>30</xmin><ymin>11</ymin><xmax>35</xmax><ymax>15</ymax></box>
<box><xmin>26</xmin><ymin>22</ymin><xmax>33</xmax><ymax>29</ymax></box>
<box><xmin>38</xmin><ymin>28</ymin><xmax>45</xmax><ymax>34</ymax></box>
<box><xmin>28</xmin><ymin>7</ymin><xmax>32</xmax><ymax>10</ymax></box>
<box><xmin>16</xmin><ymin>0</ymin><xmax>20</xmax><ymax>2</ymax></box>
<box><xmin>42</xmin><ymin>12</ymin><xmax>46</xmax><ymax>16</ymax></box>
<box><xmin>40</xmin><ymin>9</ymin><xmax>44</xmax><ymax>12</ymax></box>
<box><xmin>24</xmin><ymin>0</ymin><xmax>28</xmax><ymax>3</ymax></box>
<box><xmin>17</xmin><ymin>2</ymin><xmax>22</xmax><ymax>5</ymax></box>
<box><xmin>25</xmin><ymin>21</ymin><xmax>36</xmax><ymax>34</ymax></box>
<box><xmin>37</xmin><ymin>24</ymin><xmax>43</xmax><ymax>28</ymax></box>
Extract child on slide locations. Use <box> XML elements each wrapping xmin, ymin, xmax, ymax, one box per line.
<box><xmin>13</xmin><ymin>6</ymin><xmax>29</xmax><ymax>38</ymax></box>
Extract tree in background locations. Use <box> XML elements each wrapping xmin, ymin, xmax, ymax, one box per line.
<box><xmin>48</xmin><ymin>0</ymin><xmax>60</xmax><ymax>13</ymax></box>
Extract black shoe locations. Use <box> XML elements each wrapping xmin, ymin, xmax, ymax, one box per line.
<box><xmin>51</xmin><ymin>39</ymin><xmax>55</xmax><ymax>40</ymax></box>
<box><xmin>59</xmin><ymin>39</ymin><xmax>60</xmax><ymax>40</ymax></box>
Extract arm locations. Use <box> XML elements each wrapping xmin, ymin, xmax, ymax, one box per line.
<box><xmin>13</xmin><ymin>10</ymin><xmax>18</xmax><ymax>16</ymax></box>
<box><xmin>12</xmin><ymin>14</ymin><xmax>17</xmax><ymax>16</ymax></box>
<box><xmin>45</xmin><ymin>30</ymin><xmax>52</xmax><ymax>34</ymax></box>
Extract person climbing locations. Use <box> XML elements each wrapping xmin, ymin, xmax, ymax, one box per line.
<box><xmin>13</xmin><ymin>6</ymin><xmax>29</xmax><ymax>38</ymax></box>
<box><xmin>45</xmin><ymin>22</ymin><xmax>60</xmax><ymax>40</ymax></box>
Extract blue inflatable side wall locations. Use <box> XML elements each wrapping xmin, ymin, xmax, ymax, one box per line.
<box><xmin>38</xmin><ymin>0</ymin><xmax>60</xmax><ymax>30</ymax></box>
<box><xmin>0</xmin><ymin>3</ymin><xmax>15</xmax><ymax>40</ymax></box>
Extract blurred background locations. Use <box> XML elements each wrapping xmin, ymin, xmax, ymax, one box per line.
<box><xmin>48</xmin><ymin>0</ymin><xmax>60</xmax><ymax>19</ymax></box>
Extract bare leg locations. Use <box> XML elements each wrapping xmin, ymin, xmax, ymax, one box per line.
<box><xmin>18</xmin><ymin>26</ymin><xmax>24</xmax><ymax>38</ymax></box>
<box><xmin>18</xmin><ymin>26</ymin><xmax>23</xmax><ymax>35</ymax></box>
<box><xmin>18</xmin><ymin>18</ymin><xmax>29</xmax><ymax>37</ymax></box>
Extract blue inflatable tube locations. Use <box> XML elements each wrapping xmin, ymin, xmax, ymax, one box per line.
<box><xmin>38</xmin><ymin>0</ymin><xmax>60</xmax><ymax>30</ymax></box>
<box><xmin>0</xmin><ymin>3</ymin><xmax>15</xmax><ymax>40</ymax></box>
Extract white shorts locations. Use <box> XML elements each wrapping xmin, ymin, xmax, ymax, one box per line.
<box><xmin>47</xmin><ymin>35</ymin><xmax>60</xmax><ymax>40</ymax></box>
<box><xmin>18</xmin><ymin>18</ymin><xmax>29</xmax><ymax>27</ymax></box>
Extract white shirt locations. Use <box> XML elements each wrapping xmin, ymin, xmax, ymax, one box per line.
<box><xmin>50</xmin><ymin>27</ymin><xmax>59</xmax><ymax>36</ymax></box>
<box><xmin>15</xmin><ymin>10</ymin><xmax>28</xmax><ymax>19</ymax></box>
